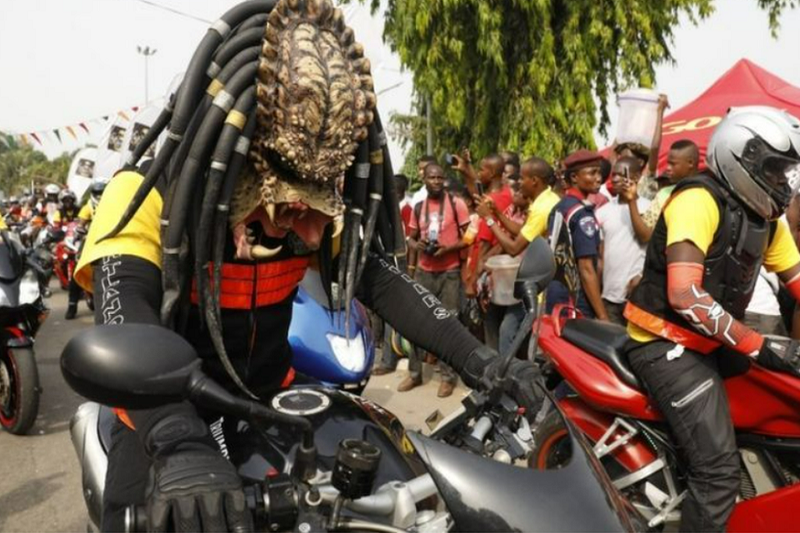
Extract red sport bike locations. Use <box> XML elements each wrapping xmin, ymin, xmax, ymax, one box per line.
<box><xmin>52</xmin><ymin>221</ymin><xmax>81</xmax><ymax>291</ymax></box>
<box><xmin>532</xmin><ymin>305</ymin><xmax>800</xmax><ymax>531</ymax></box>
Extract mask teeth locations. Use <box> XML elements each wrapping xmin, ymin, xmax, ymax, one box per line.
<box><xmin>265</xmin><ymin>202</ymin><xmax>276</xmax><ymax>223</ymax></box>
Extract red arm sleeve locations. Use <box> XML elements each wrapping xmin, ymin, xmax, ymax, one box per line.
<box><xmin>666</xmin><ymin>262</ymin><xmax>763</xmax><ymax>356</ymax></box>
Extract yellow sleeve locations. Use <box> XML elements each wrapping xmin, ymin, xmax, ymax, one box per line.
<box><xmin>74</xmin><ymin>171</ymin><xmax>163</xmax><ymax>292</ymax></box>
<box><xmin>664</xmin><ymin>188</ymin><xmax>720</xmax><ymax>255</ymax></box>
<box><xmin>520</xmin><ymin>203</ymin><xmax>547</xmax><ymax>242</ymax></box>
<box><xmin>764</xmin><ymin>219</ymin><xmax>800</xmax><ymax>273</ymax></box>
<box><xmin>520</xmin><ymin>189</ymin><xmax>559</xmax><ymax>242</ymax></box>
<box><xmin>0</xmin><ymin>218</ymin><xmax>7</xmax><ymax>230</ymax></box>
<box><xmin>53</xmin><ymin>210</ymin><xmax>62</xmax><ymax>224</ymax></box>
<box><xmin>78</xmin><ymin>203</ymin><xmax>93</xmax><ymax>222</ymax></box>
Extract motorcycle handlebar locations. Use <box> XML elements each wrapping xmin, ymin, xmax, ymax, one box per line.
<box><xmin>124</xmin><ymin>474</ymin><xmax>439</xmax><ymax>533</ymax></box>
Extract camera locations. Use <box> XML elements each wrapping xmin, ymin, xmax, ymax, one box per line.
<box><xmin>424</xmin><ymin>240</ymin><xmax>440</xmax><ymax>255</ymax></box>
<box><xmin>444</xmin><ymin>153</ymin><xmax>456</xmax><ymax>166</ymax></box>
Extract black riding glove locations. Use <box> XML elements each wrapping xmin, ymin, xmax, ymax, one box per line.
<box><xmin>756</xmin><ymin>336</ymin><xmax>800</xmax><ymax>379</ymax></box>
<box><xmin>460</xmin><ymin>345</ymin><xmax>544</xmax><ymax>414</ymax></box>
<box><xmin>147</xmin><ymin>447</ymin><xmax>252</xmax><ymax>533</ymax></box>
<box><xmin>140</xmin><ymin>406</ymin><xmax>253</xmax><ymax>533</ymax></box>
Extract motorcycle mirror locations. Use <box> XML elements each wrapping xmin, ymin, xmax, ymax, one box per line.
<box><xmin>514</xmin><ymin>237</ymin><xmax>555</xmax><ymax>309</ymax></box>
<box><xmin>61</xmin><ymin>324</ymin><xmax>202</xmax><ymax>409</ymax></box>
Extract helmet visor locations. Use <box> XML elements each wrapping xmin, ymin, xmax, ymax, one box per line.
<box><xmin>740</xmin><ymin>137</ymin><xmax>799</xmax><ymax>213</ymax></box>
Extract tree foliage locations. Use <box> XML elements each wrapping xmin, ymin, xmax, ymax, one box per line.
<box><xmin>370</xmin><ymin>0</ymin><xmax>794</xmax><ymax>163</ymax></box>
<box><xmin>0</xmin><ymin>132</ymin><xmax>72</xmax><ymax>196</ymax></box>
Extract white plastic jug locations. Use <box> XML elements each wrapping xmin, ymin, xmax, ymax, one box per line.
<box><xmin>485</xmin><ymin>254</ymin><xmax>522</xmax><ymax>306</ymax></box>
<box><xmin>616</xmin><ymin>88</ymin><xmax>660</xmax><ymax>147</ymax></box>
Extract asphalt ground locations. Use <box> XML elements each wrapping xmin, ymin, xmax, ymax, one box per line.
<box><xmin>0</xmin><ymin>283</ymin><xmax>468</xmax><ymax>532</ymax></box>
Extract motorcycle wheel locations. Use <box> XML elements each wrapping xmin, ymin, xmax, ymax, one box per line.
<box><xmin>0</xmin><ymin>348</ymin><xmax>40</xmax><ymax>435</ymax></box>
<box><xmin>528</xmin><ymin>410</ymin><xmax>572</xmax><ymax>470</ymax></box>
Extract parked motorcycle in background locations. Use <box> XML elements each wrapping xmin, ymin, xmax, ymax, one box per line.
<box><xmin>0</xmin><ymin>230</ymin><xmax>49</xmax><ymax>435</ymax></box>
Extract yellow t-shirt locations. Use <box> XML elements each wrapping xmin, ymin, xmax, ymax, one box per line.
<box><xmin>74</xmin><ymin>171</ymin><xmax>163</xmax><ymax>292</ymax></box>
<box><xmin>0</xmin><ymin>217</ymin><xmax>7</xmax><ymax>231</ymax></box>
<box><xmin>78</xmin><ymin>203</ymin><xmax>93</xmax><ymax>223</ymax></box>
<box><xmin>520</xmin><ymin>187</ymin><xmax>561</xmax><ymax>242</ymax></box>
<box><xmin>628</xmin><ymin>188</ymin><xmax>800</xmax><ymax>342</ymax></box>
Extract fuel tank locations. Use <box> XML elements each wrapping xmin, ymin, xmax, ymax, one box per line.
<box><xmin>220</xmin><ymin>386</ymin><xmax>428</xmax><ymax>486</ymax></box>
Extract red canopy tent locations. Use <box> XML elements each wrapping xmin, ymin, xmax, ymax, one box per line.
<box><xmin>613</xmin><ymin>59</ymin><xmax>800</xmax><ymax>172</ymax></box>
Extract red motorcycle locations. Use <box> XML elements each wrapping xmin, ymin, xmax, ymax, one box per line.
<box><xmin>532</xmin><ymin>307</ymin><xmax>800</xmax><ymax>531</ymax></box>
<box><xmin>52</xmin><ymin>221</ymin><xmax>81</xmax><ymax>291</ymax></box>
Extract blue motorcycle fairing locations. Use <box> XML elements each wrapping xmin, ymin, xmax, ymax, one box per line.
<box><xmin>289</xmin><ymin>286</ymin><xmax>375</xmax><ymax>385</ymax></box>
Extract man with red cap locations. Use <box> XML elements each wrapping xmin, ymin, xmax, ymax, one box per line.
<box><xmin>546</xmin><ymin>149</ymin><xmax>608</xmax><ymax>320</ymax></box>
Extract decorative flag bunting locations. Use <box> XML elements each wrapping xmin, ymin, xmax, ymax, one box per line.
<box><xmin>5</xmin><ymin>105</ymin><xmax>143</xmax><ymax>149</ymax></box>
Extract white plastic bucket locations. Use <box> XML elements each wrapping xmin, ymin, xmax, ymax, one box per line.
<box><xmin>485</xmin><ymin>254</ymin><xmax>522</xmax><ymax>306</ymax></box>
<box><xmin>616</xmin><ymin>89</ymin><xmax>660</xmax><ymax>147</ymax></box>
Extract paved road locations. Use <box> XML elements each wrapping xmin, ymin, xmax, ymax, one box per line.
<box><xmin>0</xmin><ymin>284</ymin><xmax>467</xmax><ymax>532</ymax></box>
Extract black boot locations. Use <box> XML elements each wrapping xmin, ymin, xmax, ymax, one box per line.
<box><xmin>65</xmin><ymin>303</ymin><xmax>77</xmax><ymax>320</ymax></box>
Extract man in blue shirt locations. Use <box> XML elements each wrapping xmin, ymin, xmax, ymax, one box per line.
<box><xmin>547</xmin><ymin>150</ymin><xmax>609</xmax><ymax>320</ymax></box>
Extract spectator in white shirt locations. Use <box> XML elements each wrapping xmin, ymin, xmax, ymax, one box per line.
<box><xmin>596</xmin><ymin>157</ymin><xmax>651</xmax><ymax>325</ymax></box>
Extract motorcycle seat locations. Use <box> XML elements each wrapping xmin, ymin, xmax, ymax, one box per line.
<box><xmin>560</xmin><ymin>319</ymin><xmax>641</xmax><ymax>390</ymax></box>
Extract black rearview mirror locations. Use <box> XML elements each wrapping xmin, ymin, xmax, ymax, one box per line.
<box><xmin>61</xmin><ymin>324</ymin><xmax>201</xmax><ymax>409</ymax></box>
<box><xmin>514</xmin><ymin>237</ymin><xmax>556</xmax><ymax>309</ymax></box>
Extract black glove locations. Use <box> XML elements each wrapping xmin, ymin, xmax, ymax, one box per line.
<box><xmin>756</xmin><ymin>336</ymin><xmax>800</xmax><ymax>379</ymax></box>
<box><xmin>460</xmin><ymin>345</ymin><xmax>544</xmax><ymax>414</ymax></box>
<box><xmin>138</xmin><ymin>406</ymin><xmax>253</xmax><ymax>533</ymax></box>
<box><xmin>147</xmin><ymin>446</ymin><xmax>252</xmax><ymax>533</ymax></box>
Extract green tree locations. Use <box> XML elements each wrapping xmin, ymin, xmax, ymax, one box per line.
<box><xmin>373</xmin><ymin>0</ymin><xmax>794</xmax><ymax>162</ymax></box>
<box><xmin>0</xmin><ymin>132</ymin><xmax>73</xmax><ymax>196</ymax></box>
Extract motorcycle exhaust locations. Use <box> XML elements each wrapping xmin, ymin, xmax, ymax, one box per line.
<box><xmin>69</xmin><ymin>402</ymin><xmax>108</xmax><ymax>530</ymax></box>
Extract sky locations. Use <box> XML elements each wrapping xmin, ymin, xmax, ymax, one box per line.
<box><xmin>1</xmin><ymin>1</ymin><xmax>799</xmax><ymax>167</ymax></box>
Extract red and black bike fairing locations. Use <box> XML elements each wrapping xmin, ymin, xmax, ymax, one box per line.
<box><xmin>538</xmin><ymin>314</ymin><xmax>800</xmax><ymax>438</ymax></box>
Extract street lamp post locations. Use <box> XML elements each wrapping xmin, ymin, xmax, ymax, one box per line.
<box><xmin>137</xmin><ymin>45</ymin><xmax>158</xmax><ymax>102</ymax></box>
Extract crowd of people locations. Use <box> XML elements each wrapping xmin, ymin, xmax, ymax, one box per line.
<box><xmin>1</xmin><ymin>179</ymin><xmax>106</xmax><ymax>318</ymax></box>
<box><xmin>372</xmin><ymin>106</ymin><xmax>800</xmax><ymax>401</ymax></box>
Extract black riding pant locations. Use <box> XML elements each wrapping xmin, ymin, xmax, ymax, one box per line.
<box><xmin>626</xmin><ymin>341</ymin><xmax>739</xmax><ymax>532</ymax></box>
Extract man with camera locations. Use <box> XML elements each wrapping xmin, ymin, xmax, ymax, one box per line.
<box><xmin>403</xmin><ymin>162</ymin><xmax>471</xmax><ymax>397</ymax></box>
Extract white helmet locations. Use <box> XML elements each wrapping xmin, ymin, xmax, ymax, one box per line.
<box><xmin>707</xmin><ymin>106</ymin><xmax>800</xmax><ymax>220</ymax></box>
<box><xmin>44</xmin><ymin>183</ymin><xmax>61</xmax><ymax>196</ymax></box>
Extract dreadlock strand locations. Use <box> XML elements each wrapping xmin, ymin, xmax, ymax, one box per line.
<box><xmin>99</xmin><ymin>1</ymin><xmax>273</xmax><ymax>242</ymax></box>
<box><xmin>161</xmin><ymin>61</ymin><xmax>259</xmax><ymax>325</ymax></box>
<box><xmin>355</xmin><ymin>122</ymin><xmax>384</xmax><ymax>283</ymax></box>
<box><xmin>195</xmin><ymin>88</ymin><xmax>255</xmax><ymax>324</ymax></box>
<box><xmin>212</xmin><ymin>112</ymin><xmax>257</xmax><ymax>325</ymax></box>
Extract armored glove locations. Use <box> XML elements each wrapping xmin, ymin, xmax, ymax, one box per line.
<box><xmin>141</xmin><ymin>408</ymin><xmax>253</xmax><ymax>533</ymax></box>
<box><xmin>460</xmin><ymin>345</ymin><xmax>544</xmax><ymax>413</ymax></box>
<box><xmin>147</xmin><ymin>446</ymin><xmax>252</xmax><ymax>533</ymax></box>
<box><xmin>756</xmin><ymin>336</ymin><xmax>800</xmax><ymax>379</ymax></box>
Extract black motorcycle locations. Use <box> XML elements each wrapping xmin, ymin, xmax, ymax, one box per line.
<box><xmin>0</xmin><ymin>230</ymin><xmax>49</xmax><ymax>435</ymax></box>
<box><xmin>65</xmin><ymin>239</ymin><xmax>641</xmax><ymax>532</ymax></box>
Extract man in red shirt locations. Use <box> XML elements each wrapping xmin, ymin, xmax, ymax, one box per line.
<box><xmin>452</xmin><ymin>152</ymin><xmax>513</xmax><ymax>294</ymax></box>
<box><xmin>403</xmin><ymin>163</ymin><xmax>470</xmax><ymax>397</ymax></box>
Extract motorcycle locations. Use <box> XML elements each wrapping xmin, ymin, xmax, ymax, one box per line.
<box><xmin>52</xmin><ymin>221</ymin><xmax>94</xmax><ymax>311</ymax></box>
<box><xmin>289</xmin><ymin>269</ymin><xmax>375</xmax><ymax>393</ymax></box>
<box><xmin>53</xmin><ymin>221</ymin><xmax>82</xmax><ymax>290</ymax></box>
<box><xmin>526</xmin><ymin>266</ymin><xmax>800</xmax><ymax>527</ymax></box>
<box><xmin>0</xmin><ymin>230</ymin><xmax>49</xmax><ymax>435</ymax></box>
<box><xmin>65</xmin><ymin>239</ymin><xmax>641</xmax><ymax>532</ymax></box>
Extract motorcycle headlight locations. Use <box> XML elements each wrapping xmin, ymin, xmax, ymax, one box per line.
<box><xmin>326</xmin><ymin>333</ymin><xmax>366</xmax><ymax>373</ymax></box>
<box><xmin>19</xmin><ymin>270</ymin><xmax>40</xmax><ymax>305</ymax></box>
